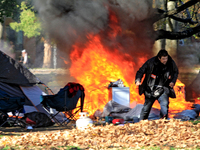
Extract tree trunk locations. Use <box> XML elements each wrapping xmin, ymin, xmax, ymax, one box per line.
<box><xmin>153</xmin><ymin>39</ymin><xmax>166</xmax><ymax>55</ymax></box>
<box><xmin>165</xmin><ymin>1</ymin><xmax>178</xmax><ymax>62</ymax></box>
<box><xmin>43</xmin><ymin>38</ymin><xmax>52</xmax><ymax>68</ymax></box>
<box><xmin>152</xmin><ymin>0</ymin><xmax>166</xmax><ymax>56</ymax></box>
<box><xmin>0</xmin><ymin>23</ymin><xmax>3</xmax><ymax>39</ymax></box>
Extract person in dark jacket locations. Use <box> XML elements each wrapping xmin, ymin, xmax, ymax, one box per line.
<box><xmin>135</xmin><ymin>49</ymin><xmax>179</xmax><ymax>120</ymax></box>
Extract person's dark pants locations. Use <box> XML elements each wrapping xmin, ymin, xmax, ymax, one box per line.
<box><xmin>140</xmin><ymin>91</ymin><xmax>169</xmax><ymax>120</ymax></box>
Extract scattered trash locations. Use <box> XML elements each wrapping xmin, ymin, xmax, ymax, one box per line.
<box><xmin>108</xmin><ymin>79</ymin><xmax>125</xmax><ymax>88</ymax></box>
<box><xmin>26</xmin><ymin>126</ymin><xmax>33</xmax><ymax>130</ymax></box>
<box><xmin>105</xmin><ymin>116</ymin><xmax>113</xmax><ymax>123</ymax></box>
<box><xmin>112</xmin><ymin>118</ymin><xmax>124</xmax><ymax>125</ymax></box>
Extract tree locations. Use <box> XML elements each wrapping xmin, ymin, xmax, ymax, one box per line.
<box><xmin>0</xmin><ymin>0</ymin><xmax>19</xmax><ymax>23</ymax></box>
<box><xmin>10</xmin><ymin>1</ymin><xmax>52</xmax><ymax>68</ymax></box>
<box><xmin>153</xmin><ymin>0</ymin><xmax>200</xmax><ymax>40</ymax></box>
<box><xmin>0</xmin><ymin>0</ymin><xmax>20</xmax><ymax>39</ymax></box>
<box><xmin>10</xmin><ymin>2</ymin><xmax>41</xmax><ymax>38</ymax></box>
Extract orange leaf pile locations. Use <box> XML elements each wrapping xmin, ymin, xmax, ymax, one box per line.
<box><xmin>0</xmin><ymin>119</ymin><xmax>200</xmax><ymax>149</ymax></box>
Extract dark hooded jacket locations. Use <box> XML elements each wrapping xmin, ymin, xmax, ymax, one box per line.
<box><xmin>135</xmin><ymin>55</ymin><xmax>179</xmax><ymax>98</ymax></box>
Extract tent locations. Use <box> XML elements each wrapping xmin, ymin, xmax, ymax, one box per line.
<box><xmin>0</xmin><ymin>50</ymin><xmax>60</xmax><ymax>117</ymax></box>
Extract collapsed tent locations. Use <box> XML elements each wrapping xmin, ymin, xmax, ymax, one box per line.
<box><xmin>0</xmin><ymin>50</ymin><xmax>64</xmax><ymax>120</ymax></box>
<box><xmin>173</xmin><ymin>104</ymin><xmax>200</xmax><ymax>121</ymax></box>
<box><xmin>101</xmin><ymin>100</ymin><xmax>200</xmax><ymax>122</ymax></box>
<box><xmin>101</xmin><ymin>100</ymin><xmax>160</xmax><ymax>121</ymax></box>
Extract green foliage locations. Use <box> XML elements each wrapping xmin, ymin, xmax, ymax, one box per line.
<box><xmin>189</xmin><ymin>119</ymin><xmax>200</xmax><ymax>125</ymax></box>
<box><xmin>0</xmin><ymin>0</ymin><xmax>19</xmax><ymax>23</ymax></box>
<box><xmin>10</xmin><ymin>1</ymin><xmax>42</xmax><ymax>38</ymax></box>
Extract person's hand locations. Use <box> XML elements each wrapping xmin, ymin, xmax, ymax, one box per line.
<box><xmin>169</xmin><ymin>82</ymin><xmax>174</xmax><ymax>88</ymax></box>
<box><xmin>135</xmin><ymin>81</ymin><xmax>141</xmax><ymax>86</ymax></box>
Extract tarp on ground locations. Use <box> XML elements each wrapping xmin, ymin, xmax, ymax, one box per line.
<box><xmin>102</xmin><ymin>100</ymin><xmax>160</xmax><ymax>121</ymax></box>
<box><xmin>102</xmin><ymin>100</ymin><xmax>200</xmax><ymax>121</ymax></box>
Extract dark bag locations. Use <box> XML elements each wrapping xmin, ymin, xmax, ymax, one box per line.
<box><xmin>151</xmin><ymin>86</ymin><xmax>164</xmax><ymax>98</ymax></box>
<box><xmin>23</xmin><ymin>112</ymin><xmax>54</xmax><ymax>128</ymax></box>
<box><xmin>168</xmin><ymin>88</ymin><xmax>176</xmax><ymax>98</ymax></box>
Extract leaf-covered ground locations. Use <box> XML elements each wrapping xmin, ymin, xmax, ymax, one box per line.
<box><xmin>0</xmin><ymin>119</ymin><xmax>200</xmax><ymax>149</ymax></box>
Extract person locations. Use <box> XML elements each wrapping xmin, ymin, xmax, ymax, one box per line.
<box><xmin>19</xmin><ymin>49</ymin><xmax>30</xmax><ymax>68</ymax></box>
<box><xmin>135</xmin><ymin>49</ymin><xmax>179</xmax><ymax>120</ymax></box>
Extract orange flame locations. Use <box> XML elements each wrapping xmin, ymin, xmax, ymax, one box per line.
<box><xmin>69</xmin><ymin>34</ymin><xmax>194</xmax><ymax>118</ymax></box>
<box><xmin>68</xmin><ymin>12</ymin><xmax>194</xmax><ymax>118</ymax></box>
<box><xmin>60</xmin><ymin>56</ymin><xmax>69</xmax><ymax>64</ymax></box>
<box><xmin>191</xmin><ymin>90</ymin><xmax>200</xmax><ymax>105</ymax></box>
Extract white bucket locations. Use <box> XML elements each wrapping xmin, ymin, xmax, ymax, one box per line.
<box><xmin>76</xmin><ymin>112</ymin><xmax>93</xmax><ymax>130</ymax></box>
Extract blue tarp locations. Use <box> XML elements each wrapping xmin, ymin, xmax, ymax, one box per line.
<box><xmin>102</xmin><ymin>100</ymin><xmax>200</xmax><ymax>122</ymax></box>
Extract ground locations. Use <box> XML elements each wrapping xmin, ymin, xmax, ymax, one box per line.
<box><xmin>0</xmin><ymin>121</ymin><xmax>75</xmax><ymax>135</ymax></box>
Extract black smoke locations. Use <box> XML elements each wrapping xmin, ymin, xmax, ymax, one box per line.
<box><xmin>34</xmin><ymin>0</ymin><xmax>157</xmax><ymax>67</ymax></box>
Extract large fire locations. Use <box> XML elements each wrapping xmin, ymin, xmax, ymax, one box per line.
<box><xmin>68</xmin><ymin>12</ymin><xmax>195</xmax><ymax>118</ymax></box>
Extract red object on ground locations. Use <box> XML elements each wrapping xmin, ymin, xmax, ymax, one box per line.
<box><xmin>112</xmin><ymin>119</ymin><xmax>124</xmax><ymax>124</ymax></box>
<box><xmin>26</xmin><ymin>117</ymin><xmax>36</xmax><ymax>125</ymax></box>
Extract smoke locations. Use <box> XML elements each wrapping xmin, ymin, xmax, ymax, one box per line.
<box><xmin>34</xmin><ymin>0</ymin><xmax>108</xmax><ymax>51</ymax></box>
<box><xmin>178</xmin><ymin>42</ymin><xmax>200</xmax><ymax>101</ymax></box>
<box><xmin>33</xmin><ymin>0</ymin><xmax>200</xmax><ymax>102</ymax></box>
<box><xmin>102</xmin><ymin>0</ymin><xmax>156</xmax><ymax>62</ymax></box>
<box><xmin>177</xmin><ymin>43</ymin><xmax>200</xmax><ymax>67</ymax></box>
<box><xmin>33</xmin><ymin>0</ymin><xmax>156</xmax><ymax>60</ymax></box>
<box><xmin>0</xmin><ymin>40</ymin><xmax>16</xmax><ymax>59</ymax></box>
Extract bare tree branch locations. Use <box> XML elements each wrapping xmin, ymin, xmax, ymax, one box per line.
<box><xmin>153</xmin><ymin>0</ymin><xmax>200</xmax><ymax>23</ymax></box>
<box><xmin>157</xmin><ymin>8</ymin><xmax>198</xmax><ymax>25</ymax></box>
<box><xmin>155</xmin><ymin>24</ymin><xmax>200</xmax><ymax>40</ymax></box>
<box><xmin>179</xmin><ymin>0</ymin><xmax>192</xmax><ymax>19</ymax></box>
<box><xmin>169</xmin><ymin>15</ymin><xmax>198</xmax><ymax>25</ymax></box>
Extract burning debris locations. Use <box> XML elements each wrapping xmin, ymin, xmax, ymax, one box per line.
<box><xmin>94</xmin><ymin>100</ymin><xmax>200</xmax><ymax>123</ymax></box>
<box><xmin>108</xmin><ymin>79</ymin><xmax>125</xmax><ymax>88</ymax></box>
<box><xmin>33</xmin><ymin>0</ymin><xmax>200</xmax><ymax>117</ymax></box>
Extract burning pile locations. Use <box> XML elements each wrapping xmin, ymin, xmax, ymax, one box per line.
<box><xmin>69</xmin><ymin>33</ymin><xmax>193</xmax><ymax>117</ymax></box>
<box><xmin>0</xmin><ymin>119</ymin><xmax>200</xmax><ymax>149</ymax></box>
<box><xmin>67</xmin><ymin>8</ymin><xmax>193</xmax><ymax>117</ymax></box>
<box><xmin>34</xmin><ymin>0</ymin><xmax>198</xmax><ymax>117</ymax></box>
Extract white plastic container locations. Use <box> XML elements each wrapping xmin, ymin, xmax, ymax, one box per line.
<box><xmin>108</xmin><ymin>87</ymin><xmax>130</xmax><ymax>107</ymax></box>
<box><xmin>76</xmin><ymin>112</ymin><xmax>93</xmax><ymax>130</ymax></box>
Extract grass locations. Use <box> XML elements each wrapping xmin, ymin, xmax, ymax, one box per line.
<box><xmin>189</xmin><ymin>119</ymin><xmax>200</xmax><ymax>125</ymax></box>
